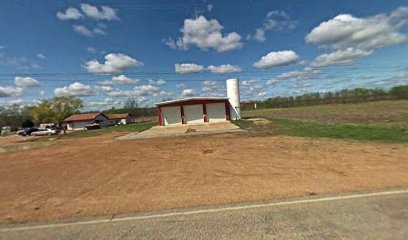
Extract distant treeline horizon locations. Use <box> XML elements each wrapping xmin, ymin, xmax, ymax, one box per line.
<box><xmin>2</xmin><ymin>84</ymin><xmax>407</xmax><ymax>131</ymax></box>
<box><xmin>241</xmin><ymin>84</ymin><xmax>408</xmax><ymax>110</ymax></box>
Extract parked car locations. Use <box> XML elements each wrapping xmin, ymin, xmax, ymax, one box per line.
<box><xmin>84</xmin><ymin>123</ymin><xmax>101</xmax><ymax>130</ymax></box>
<box><xmin>31</xmin><ymin>128</ymin><xmax>59</xmax><ymax>136</ymax></box>
<box><xmin>1</xmin><ymin>126</ymin><xmax>11</xmax><ymax>135</ymax></box>
<box><xmin>17</xmin><ymin>127</ymin><xmax>39</xmax><ymax>136</ymax></box>
<box><xmin>46</xmin><ymin>125</ymin><xmax>61</xmax><ymax>134</ymax></box>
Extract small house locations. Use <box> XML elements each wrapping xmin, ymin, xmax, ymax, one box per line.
<box><xmin>63</xmin><ymin>112</ymin><xmax>111</xmax><ymax>130</ymax></box>
<box><xmin>108</xmin><ymin>113</ymin><xmax>133</xmax><ymax>125</ymax></box>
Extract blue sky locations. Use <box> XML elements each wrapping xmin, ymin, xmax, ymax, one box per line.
<box><xmin>0</xmin><ymin>0</ymin><xmax>407</xmax><ymax>110</ymax></box>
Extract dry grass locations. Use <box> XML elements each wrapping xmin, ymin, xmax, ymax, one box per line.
<box><xmin>243</xmin><ymin>100</ymin><xmax>408</xmax><ymax>126</ymax></box>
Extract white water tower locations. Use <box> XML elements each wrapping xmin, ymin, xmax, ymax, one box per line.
<box><xmin>226</xmin><ymin>78</ymin><xmax>241</xmax><ymax>120</ymax></box>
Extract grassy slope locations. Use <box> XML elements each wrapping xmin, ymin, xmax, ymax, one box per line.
<box><xmin>242</xmin><ymin>100</ymin><xmax>408</xmax><ymax>127</ymax></box>
<box><xmin>238</xmin><ymin>100</ymin><xmax>408</xmax><ymax>143</ymax></box>
<box><xmin>21</xmin><ymin>122</ymin><xmax>157</xmax><ymax>142</ymax></box>
<box><xmin>66</xmin><ymin>122</ymin><xmax>157</xmax><ymax>138</ymax></box>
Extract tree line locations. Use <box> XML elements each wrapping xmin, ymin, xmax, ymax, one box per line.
<box><xmin>242</xmin><ymin>84</ymin><xmax>408</xmax><ymax>110</ymax></box>
<box><xmin>2</xmin><ymin>85</ymin><xmax>407</xmax><ymax>131</ymax></box>
<box><xmin>0</xmin><ymin>97</ymin><xmax>156</xmax><ymax>131</ymax></box>
<box><xmin>102</xmin><ymin>98</ymin><xmax>156</xmax><ymax>118</ymax></box>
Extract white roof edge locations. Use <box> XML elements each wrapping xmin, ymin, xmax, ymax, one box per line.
<box><xmin>155</xmin><ymin>97</ymin><xmax>229</xmax><ymax>106</ymax></box>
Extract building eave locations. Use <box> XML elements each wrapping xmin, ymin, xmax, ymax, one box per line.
<box><xmin>155</xmin><ymin>97</ymin><xmax>229</xmax><ymax>106</ymax></box>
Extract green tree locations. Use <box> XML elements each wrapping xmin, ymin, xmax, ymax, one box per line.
<box><xmin>31</xmin><ymin>96</ymin><xmax>83</xmax><ymax>127</ymax></box>
<box><xmin>21</xmin><ymin>119</ymin><xmax>34</xmax><ymax>128</ymax></box>
<box><xmin>390</xmin><ymin>85</ymin><xmax>408</xmax><ymax>100</ymax></box>
<box><xmin>0</xmin><ymin>105</ymin><xmax>32</xmax><ymax>131</ymax></box>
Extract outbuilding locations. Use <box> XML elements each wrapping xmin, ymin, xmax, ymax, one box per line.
<box><xmin>108</xmin><ymin>113</ymin><xmax>133</xmax><ymax>125</ymax></box>
<box><xmin>63</xmin><ymin>112</ymin><xmax>111</xmax><ymax>130</ymax></box>
<box><xmin>155</xmin><ymin>97</ymin><xmax>231</xmax><ymax>126</ymax></box>
<box><xmin>155</xmin><ymin>79</ymin><xmax>242</xmax><ymax>127</ymax></box>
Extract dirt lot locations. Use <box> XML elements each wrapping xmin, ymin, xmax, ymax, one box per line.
<box><xmin>1</xmin><ymin>132</ymin><xmax>408</xmax><ymax>223</ymax></box>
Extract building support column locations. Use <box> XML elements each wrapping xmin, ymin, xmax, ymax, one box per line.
<box><xmin>180</xmin><ymin>105</ymin><xmax>186</xmax><ymax>124</ymax></box>
<box><xmin>157</xmin><ymin>107</ymin><xmax>163</xmax><ymax>126</ymax></box>
<box><xmin>203</xmin><ymin>104</ymin><xmax>208</xmax><ymax>122</ymax></box>
<box><xmin>225</xmin><ymin>101</ymin><xmax>231</xmax><ymax>121</ymax></box>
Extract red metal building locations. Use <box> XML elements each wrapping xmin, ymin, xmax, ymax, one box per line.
<box><xmin>155</xmin><ymin>97</ymin><xmax>231</xmax><ymax>126</ymax></box>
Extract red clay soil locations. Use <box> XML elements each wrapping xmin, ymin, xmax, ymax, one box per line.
<box><xmin>1</xmin><ymin>132</ymin><xmax>408</xmax><ymax>223</ymax></box>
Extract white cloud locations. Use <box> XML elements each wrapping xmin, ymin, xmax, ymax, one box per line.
<box><xmin>159</xmin><ymin>91</ymin><xmax>173</xmax><ymax>97</ymax></box>
<box><xmin>87</xmin><ymin>98</ymin><xmax>121</xmax><ymax>108</ymax></box>
<box><xmin>73</xmin><ymin>25</ymin><xmax>93</xmax><ymax>37</ymax></box>
<box><xmin>175</xmin><ymin>63</ymin><xmax>204</xmax><ymax>74</ymax></box>
<box><xmin>241</xmin><ymin>82</ymin><xmax>267</xmax><ymax>100</ymax></box>
<box><xmin>249</xmin><ymin>10</ymin><xmax>298</xmax><ymax>42</ymax></box>
<box><xmin>133</xmin><ymin>85</ymin><xmax>160</xmax><ymax>96</ymax></box>
<box><xmin>84</xmin><ymin>53</ymin><xmax>143</xmax><ymax>74</ymax></box>
<box><xmin>95</xmin><ymin>86</ymin><xmax>114</xmax><ymax>92</ymax></box>
<box><xmin>0</xmin><ymin>98</ymin><xmax>29</xmax><ymax>107</ymax></box>
<box><xmin>36</xmin><ymin>53</ymin><xmax>46</xmax><ymax>59</ymax></box>
<box><xmin>80</xmin><ymin>3</ymin><xmax>119</xmax><ymax>21</ymax></box>
<box><xmin>265</xmin><ymin>67</ymin><xmax>320</xmax><ymax>86</ymax></box>
<box><xmin>181</xmin><ymin>89</ymin><xmax>194</xmax><ymax>97</ymax></box>
<box><xmin>242</xmin><ymin>79</ymin><xmax>261</xmax><ymax>87</ymax></box>
<box><xmin>54</xmin><ymin>82</ymin><xmax>95</xmax><ymax>97</ymax></box>
<box><xmin>0</xmin><ymin>53</ymin><xmax>39</xmax><ymax>70</ymax></box>
<box><xmin>164</xmin><ymin>15</ymin><xmax>243</xmax><ymax>52</ymax></box>
<box><xmin>148</xmin><ymin>79</ymin><xmax>166</xmax><ymax>85</ymax></box>
<box><xmin>207</xmin><ymin>4</ymin><xmax>213</xmax><ymax>12</ymax></box>
<box><xmin>207</xmin><ymin>64</ymin><xmax>241</xmax><ymax>74</ymax></box>
<box><xmin>258</xmin><ymin>91</ymin><xmax>267</xmax><ymax>97</ymax></box>
<box><xmin>57</xmin><ymin>7</ymin><xmax>83</xmax><ymax>20</ymax></box>
<box><xmin>253</xmin><ymin>50</ymin><xmax>299</xmax><ymax>69</ymax></box>
<box><xmin>106</xmin><ymin>90</ymin><xmax>133</xmax><ymax>97</ymax></box>
<box><xmin>201</xmin><ymin>81</ymin><xmax>225</xmax><ymax>96</ymax></box>
<box><xmin>306</xmin><ymin>7</ymin><xmax>408</xmax><ymax>50</ymax></box>
<box><xmin>0</xmin><ymin>86</ymin><xmax>23</xmax><ymax>98</ymax></box>
<box><xmin>293</xmin><ymin>82</ymin><xmax>312</xmax><ymax>88</ymax></box>
<box><xmin>202</xmin><ymin>80</ymin><xmax>220</xmax><ymax>92</ymax></box>
<box><xmin>87</xmin><ymin>47</ymin><xmax>97</xmax><ymax>54</ymax></box>
<box><xmin>58</xmin><ymin>4</ymin><xmax>118</xmax><ymax>37</ymax></box>
<box><xmin>275</xmin><ymin>67</ymin><xmax>321</xmax><ymax>80</ymax></box>
<box><xmin>176</xmin><ymin>83</ymin><xmax>186</xmax><ymax>89</ymax></box>
<box><xmin>266</xmin><ymin>79</ymin><xmax>279</xmax><ymax>86</ymax></box>
<box><xmin>98</xmin><ymin>75</ymin><xmax>139</xmax><ymax>85</ymax></box>
<box><xmin>112</xmin><ymin>75</ymin><xmax>139</xmax><ymax>84</ymax></box>
<box><xmin>93</xmin><ymin>24</ymin><xmax>107</xmax><ymax>35</ymax></box>
<box><xmin>73</xmin><ymin>24</ymin><xmax>107</xmax><ymax>37</ymax></box>
<box><xmin>14</xmin><ymin>76</ymin><xmax>40</xmax><ymax>88</ymax></box>
<box><xmin>107</xmin><ymin>84</ymin><xmax>160</xmax><ymax>98</ymax></box>
<box><xmin>311</xmin><ymin>48</ymin><xmax>373</xmax><ymax>67</ymax></box>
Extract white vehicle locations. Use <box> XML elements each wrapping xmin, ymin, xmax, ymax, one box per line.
<box><xmin>31</xmin><ymin>128</ymin><xmax>58</xmax><ymax>136</ymax></box>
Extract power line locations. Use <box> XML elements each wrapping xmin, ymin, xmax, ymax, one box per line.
<box><xmin>0</xmin><ymin>64</ymin><xmax>405</xmax><ymax>76</ymax></box>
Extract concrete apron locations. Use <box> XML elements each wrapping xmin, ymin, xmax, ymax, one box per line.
<box><xmin>117</xmin><ymin>122</ymin><xmax>245</xmax><ymax>140</ymax></box>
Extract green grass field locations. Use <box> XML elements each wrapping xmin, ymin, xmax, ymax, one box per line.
<box><xmin>65</xmin><ymin>122</ymin><xmax>157</xmax><ymax>138</ymax></box>
<box><xmin>238</xmin><ymin>100</ymin><xmax>408</xmax><ymax>143</ymax></box>
<box><xmin>21</xmin><ymin>122</ymin><xmax>157</xmax><ymax>142</ymax></box>
<box><xmin>242</xmin><ymin>100</ymin><xmax>408</xmax><ymax>127</ymax></box>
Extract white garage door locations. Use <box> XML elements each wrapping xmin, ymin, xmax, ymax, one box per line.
<box><xmin>162</xmin><ymin>106</ymin><xmax>181</xmax><ymax>125</ymax></box>
<box><xmin>184</xmin><ymin>104</ymin><xmax>204</xmax><ymax>124</ymax></box>
<box><xmin>207</xmin><ymin>103</ymin><xmax>226</xmax><ymax>122</ymax></box>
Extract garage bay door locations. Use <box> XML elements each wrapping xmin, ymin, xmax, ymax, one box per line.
<box><xmin>162</xmin><ymin>106</ymin><xmax>181</xmax><ymax>125</ymax></box>
<box><xmin>206</xmin><ymin>103</ymin><xmax>226</xmax><ymax>122</ymax></box>
<box><xmin>184</xmin><ymin>104</ymin><xmax>204</xmax><ymax>124</ymax></box>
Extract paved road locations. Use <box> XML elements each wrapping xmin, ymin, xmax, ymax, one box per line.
<box><xmin>1</xmin><ymin>189</ymin><xmax>408</xmax><ymax>240</ymax></box>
